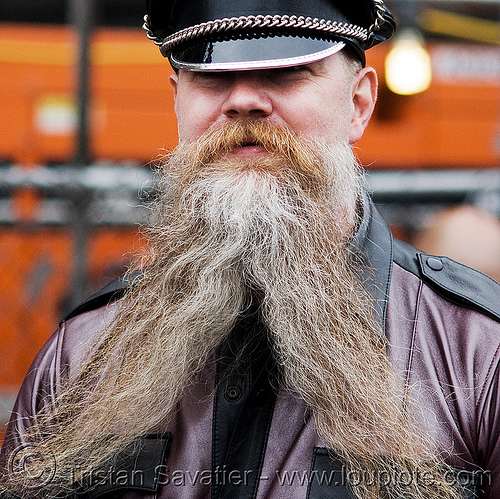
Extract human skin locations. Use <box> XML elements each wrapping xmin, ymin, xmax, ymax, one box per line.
<box><xmin>169</xmin><ymin>52</ymin><xmax>378</xmax><ymax>155</ymax></box>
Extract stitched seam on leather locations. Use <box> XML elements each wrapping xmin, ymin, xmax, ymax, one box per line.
<box><xmin>251</xmin><ymin>393</ymin><xmax>276</xmax><ymax>499</ymax></box>
<box><xmin>54</xmin><ymin>321</ymin><xmax>66</xmax><ymax>398</ymax></box>
<box><xmin>306</xmin><ymin>448</ymin><xmax>323</xmax><ymax>499</ymax></box>
<box><xmin>477</xmin><ymin>343</ymin><xmax>500</xmax><ymax>425</ymax></box>
<box><xmin>403</xmin><ymin>279</ymin><xmax>422</xmax><ymax>413</ymax></box>
<box><xmin>381</xmin><ymin>230</ymin><xmax>394</xmax><ymax>329</ymax></box>
<box><xmin>212</xmin><ymin>358</ymin><xmax>221</xmax><ymax>499</ymax></box>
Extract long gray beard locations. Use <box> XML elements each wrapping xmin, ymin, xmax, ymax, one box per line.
<box><xmin>4</xmin><ymin>123</ymin><xmax>461</xmax><ymax>499</ymax></box>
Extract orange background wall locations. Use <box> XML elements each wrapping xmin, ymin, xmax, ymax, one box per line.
<box><xmin>359</xmin><ymin>43</ymin><xmax>500</xmax><ymax>168</ymax></box>
<box><xmin>1</xmin><ymin>23</ymin><xmax>499</xmax><ymax>168</ymax></box>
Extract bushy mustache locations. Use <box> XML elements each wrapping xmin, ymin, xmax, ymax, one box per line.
<box><xmin>171</xmin><ymin>120</ymin><xmax>328</xmax><ymax>186</ymax></box>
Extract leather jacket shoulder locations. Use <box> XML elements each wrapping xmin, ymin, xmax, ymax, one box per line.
<box><xmin>393</xmin><ymin>237</ymin><xmax>500</xmax><ymax>321</ymax></box>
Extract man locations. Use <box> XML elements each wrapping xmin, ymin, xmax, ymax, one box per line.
<box><xmin>1</xmin><ymin>1</ymin><xmax>500</xmax><ymax>498</ymax></box>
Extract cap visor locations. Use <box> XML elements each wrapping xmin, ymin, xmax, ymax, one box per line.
<box><xmin>169</xmin><ymin>35</ymin><xmax>345</xmax><ymax>71</ymax></box>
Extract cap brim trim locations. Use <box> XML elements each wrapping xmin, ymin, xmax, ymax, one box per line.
<box><xmin>170</xmin><ymin>41</ymin><xmax>345</xmax><ymax>72</ymax></box>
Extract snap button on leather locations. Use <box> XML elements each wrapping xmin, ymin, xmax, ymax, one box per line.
<box><xmin>225</xmin><ymin>385</ymin><xmax>242</xmax><ymax>402</ymax></box>
<box><xmin>426</xmin><ymin>257</ymin><xmax>444</xmax><ymax>271</ymax></box>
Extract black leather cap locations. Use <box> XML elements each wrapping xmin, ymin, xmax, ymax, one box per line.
<box><xmin>144</xmin><ymin>0</ymin><xmax>396</xmax><ymax>69</ymax></box>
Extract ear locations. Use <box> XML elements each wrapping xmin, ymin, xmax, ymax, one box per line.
<box><xmin>348</xmin><ymin>66</ymin><xmax>377</xmax><ymax>145</ymax></box>
<box><xmin>169</xmin><ymin>71</ymin><xmax>179</xmax><ymax>113</ymax></box>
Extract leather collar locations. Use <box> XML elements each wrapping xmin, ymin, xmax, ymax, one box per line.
<box><xmin>349</xmin><ymin>193</ymin><xmax>393</xmax><ymax>335</ymax></box>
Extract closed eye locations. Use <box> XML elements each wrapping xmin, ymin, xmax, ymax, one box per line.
<box><xmin>191</xmin><ymin>71</ymin><xmax>235</xmax><ymax>88</ymax></box>
<box><xmin>266</xmin><ymin>65</ymin><xmax>313</xmax><ymax>84</ymax></box>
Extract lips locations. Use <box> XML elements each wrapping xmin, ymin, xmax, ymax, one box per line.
<box><xmin>240</xmin><ymin>136</ymin><xmax>260</xmax><ymax>148</ymax></box>
<box><xmin>228</xmin><ymin>142</ymin><xmax>267</xmax><ymax>159</ymax></box>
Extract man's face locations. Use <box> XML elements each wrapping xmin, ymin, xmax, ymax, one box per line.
<box><xmin>169</xmin><ymin>52</ymin><xmax>377</xmax><ymax>151</ymax></box>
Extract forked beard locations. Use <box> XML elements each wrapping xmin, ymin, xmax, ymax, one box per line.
<box><xmin>4</xmin><ymin>122</ymin><xmax>461</xmax><ymax>498</ymax></box>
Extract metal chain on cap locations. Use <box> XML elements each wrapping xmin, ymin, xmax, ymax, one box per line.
<box><xmin>143</xmin><ymin>14</ymin><xmax>369</xmax><ymax>52</ymax></box>
<box><xmin>143</xmin><ymin>1</ymin><xmax>390</xmax><ymax>52</ymax></box>
<box><xmin>143</xmin><ymin>15</ymin><xmax>164</xmax><ymax>46</ymax></box>
<box><xmin>368</xmin><ymin>0</ymin><xmax>389</xmax><ymax>38</ymax></box>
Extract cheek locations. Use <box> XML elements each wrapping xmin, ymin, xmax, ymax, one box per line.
<box><xmin>276</xmin><ymin>85</ymin><xmax>353</xmax><ymax>143</ymax></box>
<box><xmin>175</xmin><ymin>91</ymin><xmax>222</xmax><ymax>143</ymax></box>
<box><xmin>176</xmin><ymin>100</ymin><xmax>206</xmax><ymax>142</ymax></box>
<box><xmin>286</xmin><ymin>103</ymin><xmax>351</xmax><ymax>143</ymax></box>
<box><xmin>314</xmin><ymin>96</ymin><xmax>353</xmax><ymax>142</ymax></box>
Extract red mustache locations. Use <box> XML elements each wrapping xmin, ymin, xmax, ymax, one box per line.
<box><xmin>174</xmin><ymin>121</ymin><xmax>327</xmax><ymax>186</ymax></box>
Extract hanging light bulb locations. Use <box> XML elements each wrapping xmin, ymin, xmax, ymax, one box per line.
<box><xmin>385</xmin><ymin>28</ymin><xmax>432</xmax><ymax>96</ymax></box>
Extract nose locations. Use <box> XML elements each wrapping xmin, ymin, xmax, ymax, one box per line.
<box><xmin>221</xmin><ymin>74</ymin><xmax>273</xmax><ymax>119</ymax></box>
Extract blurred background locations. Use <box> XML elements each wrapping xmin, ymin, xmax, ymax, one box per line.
<box><xmin>0</xmin><ymin>0</ymin><xmax>499</xmax><ymax>438</ymax></box>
